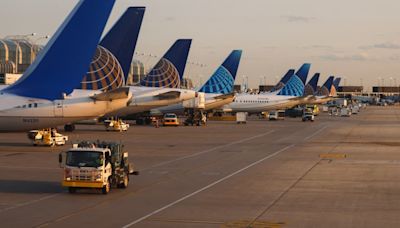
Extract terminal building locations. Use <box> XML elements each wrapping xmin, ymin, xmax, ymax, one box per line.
<box><xmin>0</xmin><ymin>38</ymin><xmax>42</xmax><ymax>74</ymax></box>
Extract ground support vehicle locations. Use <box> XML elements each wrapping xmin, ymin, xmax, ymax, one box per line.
<box><xmin>104</xmin><ymin>119</ymin><xmax>129</xmax><ymax>132</ymax></box>
<box><xmin>59</xmin><ymin>141</ymin><xmax>138</xmax><ymax>194</ymax></box>
<box><xmin>28</xmin><ymin>128</ymin><xmax>68</xmax><ymax>146</ymax></box>
<box><xmin>163</xmin><ymin>113</ymin><xmax>180</xmax><ymax>126</ymax></box>
<box><xmin>302</xmin><ymin>108</ymin><xmax>315</xmax><ymax>122</ymax></box>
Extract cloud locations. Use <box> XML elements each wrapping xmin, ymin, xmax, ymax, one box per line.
<box><xmin>359</xmin><ymin>42</ymin><xmax>400</xmax><ymax>50</ymax></box>
<box><xmin>302</xmin><ymin>45</ymin><xmax>332</xmax><ymax>49</ymax></box>
<box><xmin>317</xmin><ymin>53</ymin><xmax>370</xmax><ymax>61</ymax></box>
<box><xmin>164</xmin><ymin>16</ymin><xmax>175</xmax><ymax>22</ymax></box>
<box><xmin>282</xmin><ymin>15</ymin><xmax>316</xmax><ymax>23</ymax></box>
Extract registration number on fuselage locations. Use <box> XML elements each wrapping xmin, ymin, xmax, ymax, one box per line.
<box><xmin>23</xmin><ymin>118</ymin><xmax>39</xmax><ymax>123</ymax></box>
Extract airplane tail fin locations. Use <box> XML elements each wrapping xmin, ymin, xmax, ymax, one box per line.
<box><xmin>330</xmin><ymin>77</ymin><xmax>341</xmax><ymax>96</ymax></box>
<box><xmin>318</xmin><ymin>76</ymin><xmax>334</xmax><ymax>96</ymax></box>
<box><xmin>304</xmin><ymin>73</ymin><xmax>320</xmax><ymax>96</ymax></box>
<box><xmin>140</xmin><ymin>39</ymin><xmax>192</xmax><ymax>88</ymax></box>
<box><xmin>277</xmin><ymin>63</ymin><xmax>311</xmax><ymax>96</ymax></box>
<box><xmin>198</xmin><ymin>50</ymin><xmax>242</xmax><ymax>94</ymax></box>
<box><xmin>3</xmin><ymin>0</ymin><xmax>115</xmax><ymax>100</ymax></box>
<box><xmin>333</xmin><ymin>77</ymin><xmax>341</xmax><ymax>90</ymax></box>
<box><xmin>270</xmin><ymin>69</ymin><xmax>295</xmax><ymax>92</ymax></box>
<box><xmin>80</xmin><ymin>7</ymin><xmax>145</xmax><ymax>91</ymax></box>
<box><xmin>295</xmin><ymin>63</ymin><xmax>311</xmax><ymax>85</ymax></box>
<box><xmin>100</xmin><ymin>7</ymin><xmax>145</xmax><ymax>79</ymax></box>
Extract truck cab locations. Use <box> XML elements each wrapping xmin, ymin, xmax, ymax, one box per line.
<box><xmin>59</xmin><ymin>141</ymin><xmax>138</xmax><ymax>194</ymax></box>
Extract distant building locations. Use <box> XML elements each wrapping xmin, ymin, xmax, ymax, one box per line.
<box><xmin>127</xmin><ymin>59</ymin><xmax>145</xmax><ymax>85</ymax></box>
<box><xmin>234</xmin><ymin>84</ymin><xmax>242</xmax><ymax>93</ymax></box>
<box><xmin>259</xmin><ymin>85</ymin><xmax>275</xmax><ymax>92</ymax></box>
<box><xmin>0</xmin><ymin>39</ymin><xmax>42</xmax><ymax>74</ymax></box>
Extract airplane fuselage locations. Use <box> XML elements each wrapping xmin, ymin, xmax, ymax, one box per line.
<box><xmin>0</xmin><ymin>90</ymin><xmax>131</xmax><ymax>131</ymax></box>
<box><xmin>222</xmin><ymin>93</ymin><xmax>303</xmax><ymax>113</ymax></box>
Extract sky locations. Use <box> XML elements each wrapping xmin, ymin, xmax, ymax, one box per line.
<box><xmin>1</xmin><ymin>0</ymin><xmax>400</xmax><ymax>91</ymax></box>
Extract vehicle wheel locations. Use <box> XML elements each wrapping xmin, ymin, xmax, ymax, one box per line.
<box><xmin>118</xmin><ymin>174</ymin><xmax>129</xmax><ymax>188</ymax></box>
<box><xmin>102</xmin><ymin>181</ymin><xmax>110</xmax><ymax>194</ymax></box>
<box><xmin>68</xmin><ymin>187</ymin><xmax>76</xmax><ymax>194</ymax></box>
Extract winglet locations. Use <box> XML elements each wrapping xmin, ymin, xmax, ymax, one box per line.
<box><xmin>4</xmin><ymin>0</ymin><xmax>115</xmax><ymax>100</ymax></box>
<box><xmin>140</xmin><ymin>39</ymin><xmax>192</xmax><ymax>88</ymax></box>
<box><xmin>100</xmin><ymin>7</ymin><xmax>145</xmax><ymax>79</ymax></box>
<box><xmin>198</xmin><ymin>50</ymin><xmax>242</xmax><ymax>94</ymax></box>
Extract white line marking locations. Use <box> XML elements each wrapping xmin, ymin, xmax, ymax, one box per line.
<box><xmin>142</xmin><ymin>130</ymin><xmax>275</xmax><ymax>171</ymax></box>
<box><xmin>0</xmin><ymin>193</ymin><xmax>60</xmax><ymax>213</ymax></box>
<box><xmin>303</xmin><ymin>125</ymin><xmax>328</xmax><ymax>141</ymax></box>
<box><xmin>122</xmin><ymin>144</ymin><xmax>294</xmax><ymax>228</ymax></box>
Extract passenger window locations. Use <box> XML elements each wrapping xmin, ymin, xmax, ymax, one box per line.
<box><xmin>34</xmin><ymin>103</ymin><xmax>38</xmax><ymax>108</ymax></box>
<box><xmin>28</xmin><ymin>104</ymin><xmax>32</xmax><ymax>108</ymax></box>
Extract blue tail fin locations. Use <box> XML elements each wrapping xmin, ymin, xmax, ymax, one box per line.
<box><xmin>277</xmin><ymin>63</ymin><xmax>311</xmax><ymax>96</ymax></box>
<box><xmin>3</xmin><ymin>0</ymin><xmax>115</xmax><ymax>100</ymax></box>
<box><xmin>80</xmin><ymin>7</ymin><xmax>145</xmax><ymax>91</ymax></box>
<box><xmin>100</xmin><ymin>7</ymin><xmax>145</xmax><ymax>79</ymax></box>
<box><xmin>198</xmin><ymin>50</ymin><xmax>242</xmax><ymax>94</ymax></box>
<box><xmin>330</xmin><ymin>77</ymin><xmax>341</xmax><ymax>96</ymax></box>
<box><xmin>304</xmin><ymin>73</ymin><xmax>320</xmax><ymax>95</ymax></box>
<box><xmin>333</xmin><ymin>77</ymin><xmax>341</xmax><ymax>90</ymax></box>
<box><xmin>271</xmin><ymin>69</ymin><xmax>295</xmax><ymax>92</ymax></box>
<box><xmin>140</xmin><ymin>39</ymin><xmax>192</xmax><ymax>88</ymax></box>
<box><xmin>318</xmin><ymin>76</ymin><xmax>334</xmax><ymax>96</ymax></box>
<box><xmin>295</xmin><ymin>63</ymin><xmax>311</xmax><ymax>85</ymax></box>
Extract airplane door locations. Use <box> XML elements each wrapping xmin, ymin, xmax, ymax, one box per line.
<box><xmin>53</xmin><ymin>100</ymin><xmax>64</xmax><ymax>117</ymax></box>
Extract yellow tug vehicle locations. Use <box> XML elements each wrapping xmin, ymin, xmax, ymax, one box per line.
<box><xmin>27</xmin><ymin>128</ymin><xmax>68</xmax><ymax>146</ymax></box>
<box><xmin>104</xmin><ymin>118</ymin><xmax>129</xmax><ymax>132</ymax></box>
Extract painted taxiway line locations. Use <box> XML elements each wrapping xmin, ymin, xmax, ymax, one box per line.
<box><xmin>122</xmin><ymin>144</ymin><xmax>294</xmax><ymax>228</ymax></box>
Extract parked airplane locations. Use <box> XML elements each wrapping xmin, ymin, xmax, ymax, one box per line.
<box><xmin>152</xmin><ymin>50</ymin><xmax>243</xmax><ymax>114</ymax></box>
<box><xmin>103</xmin><ymin>39</ymin><xmax>197</xmax><ymax>122</ymax></box>
<box><xmin>307</xmin><ymin>76</ymin><xmax>336</xmax><ymax>104</ymax></box>
<box><xmin>222</xmin><ymin>63</ymin><xmax>311</xmax><ymax>113</ymax></box>
<box><xmin>303</xmin><ymin>73</ymin><xmax>320</xmax><ymax>96</ymax></box>
<box><xmin>0</xmin><ymin>0</ymin><xmax>136</xmax><ymax>131</ymax></box>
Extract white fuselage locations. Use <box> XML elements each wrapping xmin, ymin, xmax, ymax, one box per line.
<box><xmin>0</xmin><ymin>89</ymin><xmax>131</xmax><ymax>131</ymax></box>
<box><xmin>222</xmin><ymin>92</ymin><xmax>306</xmax><ymax>113</ymax></box>
<box><xmin>107</xmin><ymin>86</ymin><xmax>197</xmax><ymax>116</ymax></box>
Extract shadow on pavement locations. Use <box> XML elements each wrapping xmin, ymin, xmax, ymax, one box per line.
<box><xmin>0</xmin><ymin>180</ymin><xmax>62</xmax><ymax>193</ymax></box>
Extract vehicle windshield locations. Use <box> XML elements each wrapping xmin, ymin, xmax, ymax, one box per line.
<box><xmin>66</xmin><ymin>151</ymin><xmax>104</xmax><ymax>167</ymax></box>
<box><xmin>165</xmin><ymin>114</ymin><xmax>176</xmax><ymax>118</ymax></box>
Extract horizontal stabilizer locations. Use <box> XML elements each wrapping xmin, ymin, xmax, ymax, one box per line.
<box><xmin>213</xmin><ymin>92</ymin><xmax>235</xmax><ymax>100</ymax></box>
<box><xmin>154</xmin><ymin>91</ymin><xmax>181</xmax><ymax>100</ymax></box>
<box><xmin>91</xmin><ymin>87</ymin><xmax>130</xmax><ymax>101</ymax></box>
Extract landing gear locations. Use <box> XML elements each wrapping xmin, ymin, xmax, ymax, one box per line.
<box><xmin>64</xmin><ymin>124</ymin><xmax>75</xmax><ymax>132</ymax></box>
<box><xmin>102</xmin><ymin>180</ymin><xmax>110</xmax><ymax>194</ymax></box>
<box><xmin>135</xmin><ymin>117</ymin><xmax>151</xmax><ymax>125</ymax></box>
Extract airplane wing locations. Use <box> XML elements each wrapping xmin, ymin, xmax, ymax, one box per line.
<box><xmin>154</xmin><ymin>91</ymin><xmax>181</xmax><ymax>100</ymax></box>
<box><xmin>213</xmin><ymin>92</ymin><xmax>235</xmax><ymax>100</ymax></box>
<box><xmin>91</xmin><ymin>87</ymin><xmax>130</xmax><ymax>101</ymax></box>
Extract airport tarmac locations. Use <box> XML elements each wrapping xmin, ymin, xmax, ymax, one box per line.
<box><xmin>0</xmin><ymin>106</ymin><xmax>400</xmax><ymax>228</ymax></box>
